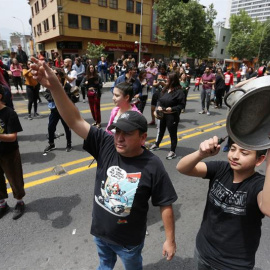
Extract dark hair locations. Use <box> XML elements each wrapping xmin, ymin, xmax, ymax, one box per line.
<box><xmin>86</xmin><ymin>64</ymin><xmax>98</xmax><ymax>79</ymax></box>
<box><xmin>228</xmin><ymin>137</ymin><xmax>267</xmax><ymax>158</ymax></box>
<box><xmin>162</xmin><ymin>72</ymin><xmax>181</xmax><ymax>93</ymax></box>
<box><xmin>114</xmin><ymin>81</ymin><xmax>134</xmax><ymax>102</ymax></box>
<box><xmin>126</xmin><ymin>63</ymin><xmax>137</xmax><ymax>72</ymax></box>
<box><xmin>0</xmin><ymin>84</ymin><xmax>6</xmax><ymax>103</ymax></box>
<box><xmin>159</xmin><ymin>63</ymin><xmax>167</xmax><ymax>72</ymax></box>
<box><xmin>138</xmin><ymin>70</ymin><xmax>147</xmax><ymax>81</ymax></box>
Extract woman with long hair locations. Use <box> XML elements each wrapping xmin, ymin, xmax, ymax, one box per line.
<box><xmin>150</xmin><ymin>72</ymin><xmax>185</xmax><ymax>159</ymax></box>
<box><xmin>180</xmin><ymin>73</ymin><xmax>190</xmax><ymax>113</ymax></box>
<box><xmin>215</xmin><ymin>67</ymin><xmax>226</xmax><ymax>108</ymax></box>
<box><xmin>10</xmin><ymin>58</ymin><xmax>23</xmax><ymax>93</ymax></box>
<box><xmin>106</xmin><ymin>81</ymin><xmax>140</xmax><ymax>135</ymax></box>
<box><xmin>23</xmin><ymin>61</ymin><xmax>40</xmax><ymax>119</ymax></box>
<box><xmin>81</xmin><ymin>64</ymin><xmax>102</xmax><ymax>128</ymax></box>
<box><xmin>136</xmin><ymin>70</ymin><xmax>149</xmax><ymax>113</ymax></box>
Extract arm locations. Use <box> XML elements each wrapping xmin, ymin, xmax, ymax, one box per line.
<box><xmin>160</xmin><ymin>205</ymin><xmax>176</xmax><ymax>261</ymax></box>
<box><xmin>65</xmin><ymin>72</ymin><xmax>76</xmax><ymax>83</ymax></box>
<box><xmin>0</xmin><ymin>132</ymin><xmax>17</xmax><ymax>142</ymax></box>
<box><xmin>176</xmin><ymin>136</ymin><xmax>220</xmax><ymax>177</ymax></box>
<box><xmin>235</xmin><ymin>76</ymin><xmax>256</xmax><ymax>88</ymax></box>
<box><xmin>257</xmin><ymin>150</ymin><xmax>270</xmax><ymax>217</ymax></box>
<box><xmin>30</xmin><ymin>57</ymin><xmax>90</xmax><ymax>140</ymax></box>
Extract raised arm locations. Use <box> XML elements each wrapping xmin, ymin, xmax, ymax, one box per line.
<box><xmin>160</xmin><ymin>205</ymin><xmax>176</xmax><ymax>261</ymax></box>
<box><xmin>257</xmin><ymin>150</ymin><xmax>270</xmax><ymax>217</ymax></box>
<box><xmin>176</xmin><ymin>136</ymin><xmax>220</xmax><ymax>177</ymax></box>
<box><xmin>30</xmin><ymin>57</ymin><xmax>90</xmax><ymax>140</ymax></box>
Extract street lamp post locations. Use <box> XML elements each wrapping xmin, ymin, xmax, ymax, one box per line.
<box><xmin>138</xmin><ymin>0</ymin><xmax>143</xmax><ymax>64</ymax></box>
<box><xmin>12</xmin><ymin>16</ymin><xmax>27</xmax><ymax>52</ymax></box>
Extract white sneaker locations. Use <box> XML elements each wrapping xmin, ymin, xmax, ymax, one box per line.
<box><xmin>166</xmin><ymin>151</ymin><xmax>177</xmax><ymax>160</ymax></box>
<box><xmin>206</xmin><ymin>111</ymin><xmax>211</xmax><ymax>115</ymax></box>
<box><xmin>199</xmin><ymin>110</ymin><xmax>205</xmax><ymax>114</ymax></box>
<box><xmin>83</xmin><ymin>99</ymin><xmax>86</xmax><ymax>103</ymax></box>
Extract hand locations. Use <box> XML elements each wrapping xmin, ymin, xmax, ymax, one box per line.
<box><xmin>30</xmin><ymin>57</ymin><xmax>61</xmax><ymax>89</ymax></box>
<box><xmin>134</xmin><ymin>94</ymin><xmax>139</xmax><ymax>98</ymax></box>
<box><xmin>166</xmin><ymin>107</ymin><xmax>172</xmax><ymax>112</ymax></box>
<box><xmin>162</xmin><ymin>239</ymin><xmax>176</xmax><ymax>261</ymax></box>
<box><xmin>157</xmin><ymin>106</ymin><xmax>163</xmax><ymax>111</ymax></box>
<box><xmin>199</xmin><ymin>136</ymin><xmax>220</xmax><ymax>158</ymax></box>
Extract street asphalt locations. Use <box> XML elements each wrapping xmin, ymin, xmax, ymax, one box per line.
<box><xmin>1</xmin><ymin>82</ymin><xmax>269</xmax><ymax>270</ymax></box>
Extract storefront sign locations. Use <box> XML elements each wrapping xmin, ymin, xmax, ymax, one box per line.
<box><xmin>57</xmin><ymin>41</ymin><xmax>82</xmax><ymax>50</ymax></box>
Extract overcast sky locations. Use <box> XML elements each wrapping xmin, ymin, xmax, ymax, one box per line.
<box><xmin>0</xmin><ymin>0</ymin><xmax>229</xmax><ymax>41</ymax></box>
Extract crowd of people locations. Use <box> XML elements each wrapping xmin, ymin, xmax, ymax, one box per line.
<box><xmin>0</xmin><ymin>48</ymin><xmax>270</xmax><ymax>270</ymax></box>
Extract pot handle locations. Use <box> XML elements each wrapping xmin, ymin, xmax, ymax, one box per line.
<box><xmin>224</xmin><ymin>89</ymin><xmax>246</xmax><ymax>109</ymax></box>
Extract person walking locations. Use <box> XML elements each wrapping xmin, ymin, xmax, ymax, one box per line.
<box><xmin>81</xmin><ymin>64</ymin><xmax>103</xmax><ymax>128</ymax></box>
<box><xmin>149</xmin><ymin>72</ymin><xmax>185</xmax><ymax>160</ymax></box>
<box><xmin>23</xmin><ymin>61</ymin><xmax>40</xmax><ymax>120</ymax></box>
<box><xmin>0</xmin><ymin>85</ymin><xmax>25</xmax><ymax>220</ymax></box>
<box><xmin>72</xmin><ymin>57</ymin><xmax>85</xmax><ymax>102</ymax></box>
<box><xmin>200</xmin><ymin>67</ymin><xmax>215</xmax><ymax>115</ymax></box>
<box><xmin>97</xmin><ymin>56</ymin><xmax>108</xmax><ymax>84</ymax></box>
<box><xmin>214</xmin><ymin>67</ymin><xmax>226</xmax><ymax>109</ymax></box>
<box><xmin>10</xmin><ymin>58</ymin><xmax>23</xmax><ymax>93</ymax></box>
<box><xmin>16</xmin><ymin>44</ymin><xmax>28</xmax><ymax>66</ymax></box>
<box><xmin>136</xmin><ymin>70</ymin><xmax>149</xmax><ymax>113</ymax></box>
<box><xmin>180</xmin><ymin>73</ymin><xmax>190</xmax><ymax>113</ymax></box>
<box><xmin>31</xmin><ymin>58</ymin><xmax>177</xmax><ymax>269</ymax></box>
<box><xmin>224</xmin><ymin>68</ymin><xmax>234</xmax><ymax>94</ymax></box>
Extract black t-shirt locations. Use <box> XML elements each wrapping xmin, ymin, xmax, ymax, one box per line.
<box><xmin>83</xmin><ymin>127</ymin><xmax>177</xmax><ymax>246</ymax></box>
<box><xmin>197</xmin><ymin>161</ymin><xmax>265</xmax><ymax>270</ymax></box>
<box><xmin>0</xmin><ymin>106</ymin><xmax>23</xmax><ymax>154</ymax></box>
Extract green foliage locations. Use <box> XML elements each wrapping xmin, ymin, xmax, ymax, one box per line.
<box><xmin>227</xmin><ymin>10</ymin><xmax>268</xmax><ymax>61</ymax></box>
<box><xmin>258</xmin><ymin>20</ymin><xmax>270</xmax><ymax>63</ymax></box>
<box><xmin>86</xmin><ymin>42</ymin><xmax>107</xmax><ymax>59</ymax></box>
<box><xmin>153</xmin><ymin>0</ymin><xmax>216</xmax><ymax>59</ymax></box>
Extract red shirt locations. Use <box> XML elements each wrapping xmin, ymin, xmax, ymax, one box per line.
<box><xmin>224</xmin><ymin>72</ymin><xmax>234</xmax><ymax>85</ymax></box>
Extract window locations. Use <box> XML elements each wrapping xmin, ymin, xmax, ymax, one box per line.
<box><xmin>136</xmin><ymin>1</ymin><xmax>141</xmax><ymax>14</ymax></box>
<box><xmin>220</xmin><ymin>49</ymin><xmax>224</xmax><ymax>54</ymax></box>
<box><xmin>31</xmin><ymin>6</ymin><xmax>34</xmax><ymax>17</ymax></box>
<box><xmin>98</xmin><ymin>0</ymin><xmax>107</xmax><ymax>6</ymax></box>
<box><xmin>34</xmin><ymin>1</ymin><xmax>40</xmax><ymax>14</ymax></box>
<box><xmin>68</xmin><ymin>14</ymin><xmax>79</xmax><ymax>28</ymax></box>
<box><xmin>127</xmin><ymin>0</ymin><xmax>134</xmax><ymax>12</ymax></box>
<box><xmin>41</xmin><ymin>0</ymin><xmax>47</xmax><ymax>8</ymax></box>
<box><xmin>109</xmin><ymin>0</ymin><xmax>118</xmax><ymax>9</ymax></box>
<box><xmin>126</xmin><ymin>23</ymin><xmax>133</xmax><ymax>34</ymax></box>
<box><xmin>81</xmin><ymin>0</ymin><xmax>90</xmax><ymax>2</ymax></box>
<box><xmin>34</xmin><ymin>26</ymin><xmax>36</xmax><ymax>37</ymax></box>
<box><xmin>52</xmin><ymin>14</ymin><xmax>56</xmax><ymax>28</ymax></box>
<box><xmin>99</xmin><ymin>18</ymin><xmax>107</xmax><ymax>31</ymax></box>
<box><xmin>43</xmin><ymin>18</ymin><xmax>49</xmax><ymax>32</ymax></box>
<box><xmin>110</xmin><ymin>20</ymin><xmax>118</xmax><ymax>32</ymax></box>
<box><xmin>222</xmin><ymin>35</ymin><xmax>226</xmax><ymax>42</ymax></box>
<box><xmin>135</xmin><ymin>24</ymin><xmax>141</xmax><ymax>35</ymax></box>
<box><xmin>82</xmin><ymin>16</ymin><xmax>91</xmax><ymax>30</ymax></box>
<box><xmin>37</xmin><ymin>23</ymin><xmax>42</xmax><ymax>35</ymax></box>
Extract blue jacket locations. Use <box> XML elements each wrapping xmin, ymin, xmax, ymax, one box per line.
<box><xmin>97</xmin><ymin>61</ymin><xmax>108</xmax><ymax>73</ymax></box>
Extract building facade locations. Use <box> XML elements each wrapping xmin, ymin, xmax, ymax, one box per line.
<box><xmin>227</xmin><ymin>0</ymin><xmax>270</xmax><ymax>26</ymax></box>
<box><xmin>28</xmin><ymin>0</ymin><xmax>176</xmax><ymax>62</ymax></box>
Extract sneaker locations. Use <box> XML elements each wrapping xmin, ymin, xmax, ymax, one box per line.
<box><xmin>28</xmin><ymin>114</ymin><xmax>33</xmax><ymax>120</ymax></box>
<box><xmin>83</xmin><ymin>99</ymin><xmax>86</xmax><ymax>103</ymax></box>
<box><xmin>148</xmin><ymin>121</ymin><xmax>156</xmax><ymax>125</ymax></box>
<box><xmin>66</xmin><ymin>144</ymin><xmax>73</xmax><ymax>152</ymax></box>
<box><xmin>223</xmin><ymin>145</ymin><xmax>229</xmax><ymax>152</ymax></box>
<box><xmin>34</xmin><ymin>112</ymin><xmax>40</xmax><ymax>118</ymax></box>
<box><xmin>181</xmin><ymin>109</ymin><xmax>185</xmax><ymax>113</ymax></box>
<box><xmin>206</xmin><ymin>111</ymin><xmax>211</xmax><ymax>116</ymax></box>
<box><xmin>199</xmin><ymin>110</ymin><xmax>205</xmax><ymax>114</ymax></box>
<box><xmin>12</xmin><ymin>201</ymin><xmax>25</xmax><ymax>220</ymax></box>
<box><xmin>166</xmin><ymin>151</ymin><xmax>177</xmax><ymax>160</ymax></box>
<box><xmin>44</xmin><ymin>143</ymin><xmax>56</xmax><ymax>153</ymax></box>
<box><xmin>149</xmin><ymin>144</ymin><xmax>159</xmax><ymax>151</ymax></box>
<box><xmin>0</xmin><ymin>203</ymin><xmax>10</xmax><ymax>219</ymax></box>
<box><xmin>96</xmin><ymin>124</ymin><xmax>101</xmax><ymax>129</ymax></box>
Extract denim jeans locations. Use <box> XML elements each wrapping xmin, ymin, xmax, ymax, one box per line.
<box><xmin>94</xmin><ymin>237</ymin><xmax>144</xmax><ymax>270</ymax></box>
<box><xmin>200</xmin><ymin>88</ymin><xmax>211</xmax><ymax>111</ymax></box>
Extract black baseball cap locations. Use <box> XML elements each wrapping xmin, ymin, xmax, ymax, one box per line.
<box><xmin>108</xmin><ymin>111</ymin><xmax>147</xmax><ymax>133</ymax></box>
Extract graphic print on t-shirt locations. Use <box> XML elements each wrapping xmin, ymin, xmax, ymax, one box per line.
<box><xmin>95</xmin><ymin>166</ymin><xmax>141</xmax><ymax>217</ymax></box>
<box><xmin>0</xmin><ymin>119</ymin><xmax>5</xmax><ymax>134</ymax></box>
<box><xmin>209</xmin><ymin>179</ymin><xmax>247</xmax><ymax>216</ymax></box>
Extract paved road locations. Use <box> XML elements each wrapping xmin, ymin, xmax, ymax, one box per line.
<box><xmin>1</xmin><ymin>86</ymin><xmax>269</xmax><ymax>270</ymax></box>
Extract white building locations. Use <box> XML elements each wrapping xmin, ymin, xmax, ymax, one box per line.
<box><xmin>226</xmin><ymin>0</ymin><xmax>270</xmax><ymax>27</ymax></box>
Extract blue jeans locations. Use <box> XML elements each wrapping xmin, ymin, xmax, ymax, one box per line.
<box><xmin>94</xmin><ymin>237</ymin><xmax>144</xmax><ymax>270</ymax></box>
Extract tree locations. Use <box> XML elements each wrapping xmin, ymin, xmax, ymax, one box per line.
<box><xmin>153</xmin><ymin>0</ymin><xmax>216</xmax><ymax>59</ymax></box>
<box><xmin>257</xmin><ymin>20</ymin><xmax>270</xmax><ymax>63</ymax></box>
<box><xmin>86</xmin><ymin>42</ymin><xmax>107</xmax><ymax>60</ymax></box>
<box><xmin>227</xmin><ymin>10</ymin><xmax>263</xmax><ymax>61</ymax></box>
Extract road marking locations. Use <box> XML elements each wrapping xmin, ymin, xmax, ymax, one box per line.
<box><xmin>7</xmin><ymin>120</ymin><xmax>226</xmax><ymax>194</ymax></box>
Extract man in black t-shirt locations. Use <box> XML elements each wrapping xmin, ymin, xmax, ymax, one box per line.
<box><xmin>177</xmin><ymin>136</ymin><xmax>270</xmax><ymax>270</ymax></box>
<box><xmin>31</xmin><ymin>58</ymin><xmax>178</xmax><ymax>269</ymax></box>
<box><xmin>0</xmin><ymin>86</ymin><xmax>25</xmax><ymax>220</ymax></box>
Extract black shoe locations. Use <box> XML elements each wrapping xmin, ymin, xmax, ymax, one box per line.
<box><xmin>66</xmin><ymin>144</ymin><xmax>73</xmax><ymax>152</ymax></box>
<box><xmin>44</xmin><ymin>143</ymin><xmax>56</xmax><ymax>153</ymax></box>
<box><xmin>12</xmin><ymin>202</ymin><xmax>25</xmax><ymax>220</ymax></box>
<box><xmin>28</xmin><ymin>114</ymin><xmax>33</xmax><ymax>120</ymax></box>
<box><xmin>0</xmin><ymin>203</ymin><xmax>10</xmax><ymax>219</ymax></box>
<box><xmin>34</xmin><ymin>112</ymin><xmax>40</xmax><ymax>118</ymax></box>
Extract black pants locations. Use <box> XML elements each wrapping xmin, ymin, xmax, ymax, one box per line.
<box><xmin>137</xmin><ymin>95</ymin><xmax>148</xmax><ymax>113</ymax></box>
<box><xmin>13</xmin><ymin>76</ymin><xmax>23</xmax><ymax>90</ymax></box>
<box><xmin>48</xmin><ymin>108</ymin><xmax>71</xmax><ymax>145</ymax></box>
<box><xmin>156</xmin><ymin>113</ymin><xmax>179</xmax><ymax>152</ymax></box>
<box><xmin>215</xmin><ymin>88</ymin><xmax>224</xmax><ymax>107</ymax></box>
<box><xmin>26</xmin><ymin>85</ymin><xmax>39</xmax><ymax>114</ymax></box>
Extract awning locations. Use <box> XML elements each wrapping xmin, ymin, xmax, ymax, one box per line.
<box><xmin>224</xmin><ymin>59</ymin><xmax>242</xmax><ymax>63</ymax></box>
